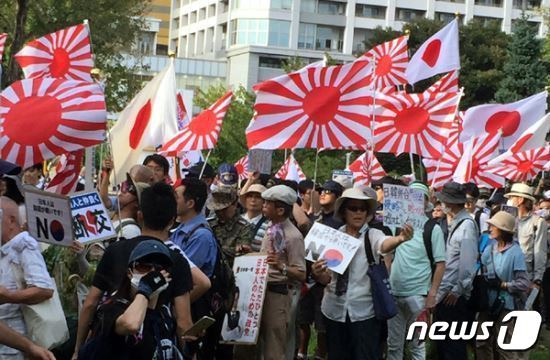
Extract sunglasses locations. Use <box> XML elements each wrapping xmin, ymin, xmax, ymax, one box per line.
<box><xmin>132</xmin><ymin>262</ymin><xmax>164</xmax><ymax>273</ymax></box>
<box><xmin>346</xmin><ymin>205</ymin><xmax>368</xmax><ymax>213</ymax></box>
<box><xmin>321</xmin><ymin>189</ymin><xmax>334</xmax><ymax>195</ymax></box>
<box><xmin>121</xmin><ymin>180</ymin><xmax>137</xmax><ymax>196</ymax></box>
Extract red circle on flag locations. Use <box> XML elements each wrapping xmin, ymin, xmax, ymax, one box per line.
<box><xmin>3</xmin><ymin>95</ymin><xmax>62</xmax><ymax>146</ymax></box>
<box><xmin>50</xmin><ymin>48</ymin><xmax>71</xmax><ymax>77</ymax></box>
<box><xmin>422</xmin><ymin>39</ymin><xmax>441</xmax><ymax>68</ymax></box>
<box><xmin>517</xmin><ymin>160</ymin><xmax>533</xmax><ymax>174</ymax></box>
<box><xmin>375</xmin><ymin>55</ymin><xmax>393</xmax><ymax>76</ymax></box>
<box><xmin>394</xmin><ymin>107</ymin><xmax>430</xmax><ymax>134</ymax></box>
<box><xmin>235</xmin><ymin>164</ymin><xmax>244</xmax><ymax>175</ymax></box>
<box><xmin>129</xmin><ymin>100</ymin><xmax>152</xmax><ymax>149</ymax></box>
<box><xmin>485</xmin><ymin>111</ymin><xmax>521</xmax><ymax>137</ymax></box>
<box><xmin>189</xmin><ymin>110</ymin><xmax>217</xmax><ymax>136</ymax></box>
<box><xmin>303</xmin><ymin>87</ymin><xmax>340</xmax><ymax>125</ymax></box>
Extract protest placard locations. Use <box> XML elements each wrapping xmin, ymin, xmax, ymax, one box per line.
<box><xmin>71</xmin><ymin>191</ymin><xmax>116</xmax><ymax>244</ymax></box>
<box><xmin>249</xmin><ymin>149</ymin><xmax>272</xmax><ymax>174</ymax></box>
<box><xmin>332</xmin><ymin>169</ymin><xmax>353</xmax><ymax>184</ymax></box>
<box><xmin>221</xmin><ymin>254</ymin><xmax>268</xmax><ymax>345</ymax></box>
<box><xmin>383</xmin><ymin>184</ymin><xmax>427</xmax><ymax>232</ymax></box>
<box><xmin>25</xmin><ymin>187</ymin><xmax>74</xmax><ymax>246</ymax></box>
<box><xmin>304</xmin><ymin>222</ymin><xmax>362</xmax><ymax>275</ymax></box>
<box><xmin>500</xmin><ymin>205</ymin><xmax>518</xmax><ymax>217</ymax></box>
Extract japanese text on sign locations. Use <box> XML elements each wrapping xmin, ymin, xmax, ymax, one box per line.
<box><xmin>221</xmin><ymin>255</ymin><xmax>268</xmax><ymax>345</ymax></box>
<box><xmin>71</xmin><ymin>191</ymin><xmax>116</xmax><ymax>244</ymax></box>
<box><xmin>383</xmin><ymin>184</ymin><xmax>427</xmax><ymax>232</ymax></box>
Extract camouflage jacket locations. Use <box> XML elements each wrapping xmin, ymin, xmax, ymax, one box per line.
<box><xmin>208</xmin><ymin>214</ymin><xmax>253</xmax><ymax>264</ymax></box>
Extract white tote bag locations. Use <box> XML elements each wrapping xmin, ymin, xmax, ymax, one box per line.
<box><xmin>11</xmin><ymin>264</ymin><xmax>69</xmax><ymax>349</ymax></box>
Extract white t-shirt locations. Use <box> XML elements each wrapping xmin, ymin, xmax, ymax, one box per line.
<box><xmin>112</xmin><ymin>219</ymin><xmax>141</xmax><ymax>239</ymax></box>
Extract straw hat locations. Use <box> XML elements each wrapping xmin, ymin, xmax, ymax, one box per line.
<box><xmin>486</xmin><ymin>211</ymin><xmax>516</xmax><ymax>234</ymax></box>
<box><xmin>334</xmin><ymin>188</ymin><xmax>377</xmax><ymax>221</ymax></box>
<box><xmin>504</xmin><ymin>183</ymin><xmax>535</xmax><ymax>202</ymax></box>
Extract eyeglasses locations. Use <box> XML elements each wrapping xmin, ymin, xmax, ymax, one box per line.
<box><xmin>121</xmin><ymin>181</ymin><xmax>137</xmax><ymax>196</ymax></box>
<box><xmin>132</xmin><ymin>262</ymin><xmax>164</xmax><ymax>273</ymax></box>
<box><xmin>321</xmin><ymin>189</ymin><xmax>333</xmax><ymax>195</ymax></box>
<box><xmin>346</xmin><ymin>205</ymin><xmax>368</xmax><ymax>213</ymax></box>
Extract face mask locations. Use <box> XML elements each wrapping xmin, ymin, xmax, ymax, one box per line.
<box><xmin>130</xmin><ymin>272</ymin><xmax>144</xmax><ymax>289</ymax></box>
<box><xmin>535</xmin><ymin>209</ymin><xmax>550</xmax><ymax>219</ymax></box>
<box><xmin>506</xmin><ymin>199</ymin><xmax>515</xmax><ymax>207</ymax></box>
<box><xmin>440</xmin><ymin>203</ymin><xmax>450</xmax><ymax>214</ymax></box>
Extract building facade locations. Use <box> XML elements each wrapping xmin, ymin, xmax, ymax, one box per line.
<box><xmin>169</xmin><ymin>0</ymin><xmax>548</xmax><ymax>89</ymax></box>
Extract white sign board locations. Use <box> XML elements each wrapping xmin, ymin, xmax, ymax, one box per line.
<box><xmin>70</xmin><ymin>191</ymin><xmax>116</xmax><ymax>244</ymax></box>
<box><xmin>304</xmin><ymin>222</ymin><xmax>362</xmax><ymax>275</ymax></box>
<box><xmin>249</xmin><ymin>149</ymin><xmax>272</xmax><ymax>174</ymax></box>
<box><xmin>383</xmin><ymin>184</ymin><xmax>427</xmax><ymax>232</ymax></box>
<box><xmin>221</xmin><ymin>254</ymin><xmax>268</xmax><ymax>345</ymax></box>
<box><xmin>25</xmin><ymin>187</ymin><xmax>74</xmax><ymax>246</ymax></box>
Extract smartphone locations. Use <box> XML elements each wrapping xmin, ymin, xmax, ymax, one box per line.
<box><xmin>183</xmin><ymin>316</ymin><xmax>216</xmax><ymax>337</ymax></box>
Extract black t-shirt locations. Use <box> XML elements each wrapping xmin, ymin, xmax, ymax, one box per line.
<box><xmin>92</xmin><ymin>236</ymin><xmax>193</xmax><ymax>306</ymax></box>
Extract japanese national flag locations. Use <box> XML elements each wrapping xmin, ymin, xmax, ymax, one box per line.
<box><xmin>405</xmin><ymin>19</ymin><xmax>460</xmax><ymax>85</ymax></box>
<box><xmin>488</xmin><ymin>113</ymin><xmax>550</xmax><ymax>166</ymax></box>
<box><xmin>460</xmin><ymin>91</ymin><xmax>547</xmax><ymax>150</ymax></box>
<box><xmin>110</xmin><ymin>59</ymin><xmax>178</xmax><ymax>183</ymax></box>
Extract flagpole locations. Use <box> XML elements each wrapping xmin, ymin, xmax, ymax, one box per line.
<box><xmin>107</xmin><ymin>130</ymin><xmax>123</xmax><ymax>240</ymax></box>
<box><xmin>368</xmin><ymin>54</ymin><xmax>379</xmax><ymax>186</ymax></box>
<box><xmin>199</xmin><ymin>149</ymin><xmax>213</xmax><ymax>180</ymax></box>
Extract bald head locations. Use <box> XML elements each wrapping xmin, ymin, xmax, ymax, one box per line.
<box><xmin>129</xmin><ymin>165</ymin><xmax>154</xmax><ymax>184</ymax></box>
<box><xmin>1</xmin><ymin>196</ymin><xmax>21</xmax><ymax>244</ymax></box>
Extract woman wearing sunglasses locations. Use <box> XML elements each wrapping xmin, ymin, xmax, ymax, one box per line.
<box><xmin>79</xmin><ymin>240</ymin><xmax>183</xmax><ymax>360</ymax></box>
<box><xmin>312</xmin><ymin>188</ymin><xmax>414</xmax><ymax>360</ymax></box>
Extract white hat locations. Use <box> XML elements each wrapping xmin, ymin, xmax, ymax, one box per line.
<box><xmin>334</xmin><ymin>188</ymin><xmax>377</xmax><ymax>221</ymax></box>
<box><xmin>504</xmin><ymin>183</ymin><xmax>535</xmax><ymax>202</ymax></box>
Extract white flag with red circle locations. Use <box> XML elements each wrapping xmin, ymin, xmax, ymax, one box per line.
<box><xmin>405</xmin><ymin>19</ymin><xmax>460</xmax><ymax>85</ymax></box>
<box><xmin>425</xmin><ymin>71</ymin><xmax>459</xmax><ymax>94</ymax></box>
<box><xmin>423</xmin><ymin>142</ymin><xmax>464</xmax><ymax>189</ymax></box>
<box><xmin>460</xmin><ymin>91</ymin><xmax>547</xmax><ymax>150</ymax></box>
<box><xmin>0</xmin><ymin>33</ymin><xmax>7</xmax><ymax>61</ymax></box>
<box><xmin>348</xmin><ymin>150</ymin><xmax>386</xmax><ymax>185</ymax></box>
<box><xmin>161</xmin><ymin>91</ymin><xmax>232</xmax><ymax>155</ymax></box>
<box><xmin>360</xmin><ymin>35</ymin><xmax>408</xmax><ymax>88</ymax></box>
<box><xmin>275</xmin><ymin>155</ymin><xmax>306</xmax><ymax>182</ymax></box>
<box><xmin>487</xmin><ymin>145</ymin><xmax>550</xmax><ymax>182</ymax></box>
<box><xmin>176</xmin><ymin>91</ymin><xmax>190</xmax><ymax>130</ymax></box>
<box><xmin>110</xmin><ymin>60</ymin><xmax>178</xmax><ymax>183</ymax></box>
<box><xmin>46</xmin><ymin>149</ymin><xmax>84</xmax><ymax>195</ymax></box>
<box><xmin>453</xmin><ymin>132</ymin><xmax>504</xmax><ymax>188</ymax></box>
<box><xmin>246</xmin><ymin>58</ymin><xmax>373</xmax><ymax>150</ymax></box>
<box><xmin>373</xmin><ymin>91</ymin><xmax>460</xmax><ymax>158</ymax></box>
<box><xmin>15</xmin><ymin>24</ymin><xmax>94</xmax><ymax>82</ymax></box>
<box><xmin>0</xmin><ymin>78</ymin><xmax>106</xmax><ymax>168</ymax></box>
<box><xmin>234</xmin><ymin>155</ymin><xmax>249</xmax><ymax>181</ymax></box>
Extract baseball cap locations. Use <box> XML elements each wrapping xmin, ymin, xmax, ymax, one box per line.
<box><xmin>187</xmin><ymin>162</ymin><xmax>215</xmax><ymax>179</ymax></box>
<box><xmin>0</xmin><ymin>160</ymin><xmax>21</xmax><ymax>176</ymax></box>
<box><xmin>321</xmin><ymin>180</ymin><xmax>344</xmax><ymax>197</ymax></box>
<box><xmin>218</xmin><ymin>163</ymin><xmax>238</xmax><ymax>186</ymax></box>
<box><xmin>128</xmin><ymin>240</ymin><xmax>173</xmax><ymax>268</ymax></box>
<box><xmin>206</xmin><ymin>186</ymin><xmax>238</xmax><ymax>211</ymax></box>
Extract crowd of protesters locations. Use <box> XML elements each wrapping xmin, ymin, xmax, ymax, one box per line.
<box><xmin>0</xmin><ymin>153</ymin><xmax>549</xmax><ymax>360</ymax></box>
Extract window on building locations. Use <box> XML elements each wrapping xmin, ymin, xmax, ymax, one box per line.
<box><xmin>272</xmin><ymin>0</ymin><xmax>292</xmax><ymax>10</ymax></box>
<box><xmin>233</xmin><ymin>0</ymin><xmax>267</xmax><ymax>9</ymax></box>
<box><xmin>199</xmin><ymin>8</ymin><xmax>206</xmax><ymax>21</ymax></box>
<box><xmin>316</xmin><ymin>25</ymin><xmax>344</xmax><ymax>51</ymax></box>
<box><xmin>437</xmin><ymin>0</ymin><xmax>465</xmax><ymax>3</ymax></box>
<box><xmin>355</xmin><ymin>4</ymin><xmax>386</xmax><ymax>19</ymax></box>
<box><xmin>172</xmin><ymin>17</ymin><xmax>180</xmax><ymax>29</ymax></box>
<box><xmin>208</xmin><ymin>4</ymin><xmax>216</xmax><ymax>17</ymax></box>
<box><xmin>268</xmin><ymin>20</ymin><xmax>291</xmax><ymax>47</ymax></box>
<box><xmin>474</xmin><ymin>0</ymin><xmax>503</xmax><ymax>7</ymax></box>
<box><xmin>473</xmin><ymin>16</ymin><xmax>503</xmax><ymax>27</ymax></box>
<box><xmin>513</xmin><ymin>0</ymin><xmax>541</xmax><ymax>9</ymax></box>
<box><xmin>138</xmin><ymin>32</ymin><xmax>155</xmax><ymax>55</ymax></box>
<box><xmin>230</xmin><ymin>19</ymin><xmax>269</xmax><ymax>46</ymax></box>
<box><xmin>172</xmin><ymin>0</ymin><xmax>180</xmax><ymax>10</ymax></box>
<box><xmin>300</xmin><ymin>0</ymin><xmax>316</xmax><ymax>12</ymax></box>
<box><xmin>317</xmin><ymin>1</ymin><xmax>346</xmax><ymax>15</ymax></box>
<box><xmin>298</xmin><ymin>23</ymin><xmax>316</xmax><ymax>49</ymax></box>
<box><xmin>259</xmin><ymin>56</ymin><xmax>285</xmax><ymax>68</ymax></box>
<box><xmin>435</xmin><ymin>12</ymin><xmax>463</xmax><ymax>23</ymax></box>
<box><xmin>183</xmin><ymin>14</ymin><xmax>188</xmax><ymax>25</ymax></box>
<box><xmin>396</xmin><ymin>8</ymin><xmax>425</xmax><ymax>21</ymax></box>
<box><xmin>190</xmin><ymin>11</ymin><xmax>196</xmax><ymax>23</ymax></box>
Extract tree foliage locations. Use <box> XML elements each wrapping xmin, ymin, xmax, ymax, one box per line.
<box><xmin>495</xmin><ymin>15</ymin><xmax>547</xmax><ymax>102</ymax></box>
<box><xmin>0</xmin><ymin>0</ymin><xmax>149</xmax><ymax>111</ymax></box>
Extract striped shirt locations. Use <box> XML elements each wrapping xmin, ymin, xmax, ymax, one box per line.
<box><xmin>241</xmin><ymin>214</ymin><xmax>270</xmax><ymax>252</ymax></box>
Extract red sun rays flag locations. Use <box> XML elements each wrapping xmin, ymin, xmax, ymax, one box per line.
<box><xmin>46</xmin><ymin>149</ymin><xmax>84</xmax><ymax>195</ymax></box>
<box><xmin>275</xmin><ymin>154</ymin><xmax>306</xmax><ymax>182</ymax></box>
<box><xmin>176</xmin><ymin>91</ymin><xmax>190</xmax><ymax>130</ymax></box>
<box><xmin>160</xmin><ymin>91</ymin><xmax>232</xmax><ymax>155</ymax></box>
<box><xmin>373</xmin><ymin>91</ymin><xmax>461</xmax><ymax>158</ymax></box>
<box><xmin>15</xmin><ymin>24</ymin><xmax>94</xmax><ymax>82</ymax></box>
<box><xmin>234</xmin><ymin>155</ymin><xmax>249</xmax><ymax>181</ymax></box>
<box><xmin>460</xmin><ymin>91</ymin><xmax>547</xmax><ymax>150</ymax></box>
<box><xmin>488</xmin><ymin>145</ymin><xmax>550</xmax><ymax>182</ymax></box>
<box><xmin>405</xmin><ymin>19</ymin><xmax>460</xmax><ymax>85</ymax></box>
<box><xmin>425</xmin><ymin>71</ymin><xmax>459</xmax><ymax>94</ymax></box>
<box><xmin>0</xmin><ymin>33</ymin><xmax>7</xmax><ymax>61</ymax></box>
<box><xmin>453</xmin><ymin>132</ymin><xmax>504</xmax><ymax>188</ymax></box>
<box><xmin>110</xmin><ymin>59</ymin><xmax>178</xmax><ymax>183</ymax></box>
<box><xmin>0</xmin><ymin>78</ymin><xmax>106</xmax><ymax>168</ymax></box>
<box><xmin>447</xmin><ymin>111</ymin><xmax>464</xmax><ymax>147</ymax></box>
<box><xmin>348</xmin><ymin>150</ymin><xmax>386</xmax><ymax>186</ymax></box>
<box><xmin>360</xmin><ymin>35</ymin><xmax>408</xmax><ymax>88</ymax></box>
<box><xmin>423</xmin><ymin>142</ymin><xmax>464</xmax><ymax>189</ymax></box>
<box><xmin>246</xmin><ymin>58</ymin><xmax>373</xmax><ymax>150</ymax></box>
<box><xmin>488</xmin><ymin>113</ymin><xmax>550</xmax><ymax>166</ymax></box>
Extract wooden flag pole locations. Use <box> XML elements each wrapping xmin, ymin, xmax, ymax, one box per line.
<box><xmin>199</xmin><ymin>149</ymin><xmax>213</xmax><ymax>180</ymax></box>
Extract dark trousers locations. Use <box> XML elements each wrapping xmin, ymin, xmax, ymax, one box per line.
<box><xmin>324</xmin><ymin>314</ymin><xmax>381</xmax><ymax>360</ymax></box>
<box><xmin>434</xmin><ymin>297</ymin><xmax>475</xmax><ymax>360</ymax></box>
<box><xmin>543</xmin><ymin>268</ymin><xmax>550</xmax><ymax>324</ymax></box>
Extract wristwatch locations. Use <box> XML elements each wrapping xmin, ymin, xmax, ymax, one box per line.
<box><xmin>281</xmin><ymin>264</ymin><xmax>288</xmax><ymax>277</ymax></box>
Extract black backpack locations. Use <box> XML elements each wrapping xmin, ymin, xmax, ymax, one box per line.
<box><xmin>422</xmin><ymin>218</ymin><xmax>439</xmax><ymax>275</ymax></box>
<box><xmin>183</xmin><ymin>224</ymin><xmax>236</xmax><ymax>315</ymax></box>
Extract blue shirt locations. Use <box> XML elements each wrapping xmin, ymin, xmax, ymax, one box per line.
<box><xmin>171</xmin><ymin>214</ymin><xmax>217</xmax><ymax>277</ymax></box>
<box><xmin>481</xmin><ymin>242</ymin><xmax>527</xmax><ymax>310</ymax></box>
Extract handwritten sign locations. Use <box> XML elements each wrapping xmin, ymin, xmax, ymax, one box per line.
<box><xmin>221</xmin><ymin>255</ymin><xmax>268</xmax><ymax>345</ymax></box>
<box><xmin>383</xmin><ymin>184</ymin><xmax>427</xmax><ymax>232</ymax></box>
<box><xmin>70</xmin><ymin>191</ymin><xmax>116</xmax><ymax>244</ymax></box>
<box><xmin>304</xmin><ymin>222</ymin><xmax>362</xmax><ymax>275</ymax></box>
<box><xmin>25</xmin><ymin>187</ymin><xmax>74</xmax><ymax>246</ymax></box>
<box><xmin>249</xmin><ymin>149</ymin><xmax>272</xmax><ymax>174</ymax></box>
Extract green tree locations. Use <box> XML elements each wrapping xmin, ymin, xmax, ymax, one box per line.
<box><xmin>495</xmin><ymin>15</ymin><xmax>547</xmax><ymax>102</ymax></box>
<box><xmin>0</xmin><ymin>0</ymin><xmax>149</xmax><ymax>111</ymax></box>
